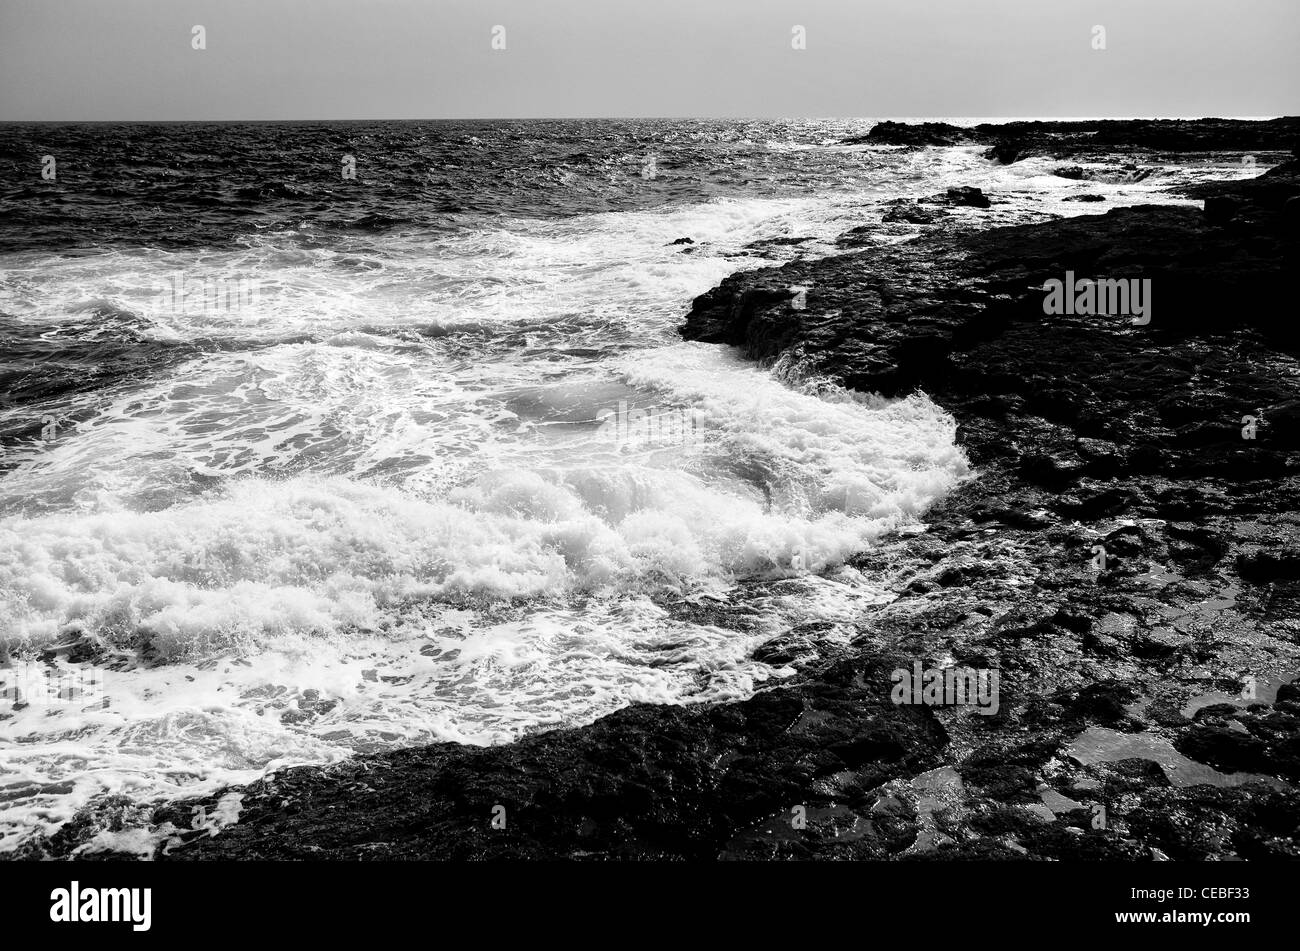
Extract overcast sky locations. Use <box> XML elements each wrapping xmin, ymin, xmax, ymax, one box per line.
<box><xmin>1</xmin><ymin>0</ymin><xmax>1296</xmax><ymax>120</ymax></box>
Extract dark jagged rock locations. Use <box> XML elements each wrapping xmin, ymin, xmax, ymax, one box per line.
<box><xmin>984</xmin><ymin>139</ymin><xmax>1026</xmax><ymax>165</ymax></box>
<box><xmin>684</xmin><ymin>161</ymin><xmax>1300</xmax><ymax>383</ymax></box>
<box><xmin>848</xmin><ymin>120</ymin><xmax>977</xmax><ymax>147</ymax></box>
<box><xmin>1053</xmin><ymin>164</ymin><xmax>1156</xmax><ymax>184</ymax></box>
<box><xmin>857</xmin><ymin>117</ymin><xmax>1300</xmax><ymax>163</ymax></box>
<box><xmin>916</xmin><ymin>186</ymin><xmax>993</xmax><ymax>209</ymax></box>
<box><xmin>936</xmin><ymin>186</ymin><xmax>992</xmax><ymax>209</ymax></box>
<box><xmin>132</xmin><ymin>657</ymin><xmax>950</xmax><ymax>861</ymax></box>
<box><xmin>738</xmin><ymin>235</ymin><xmax>816</xmax><ymax>256</ymax></box>
<box><xmin>1237</xmin><ymin>547</ymin><xmax>1300</xmax><ymax>583</ymax></box>
<box><xmin>881</xmin><ymin>201</ymin><xmax>947</xmax><ymax>225</ymax></box>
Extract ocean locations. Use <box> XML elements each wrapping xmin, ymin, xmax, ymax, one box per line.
<box><xmin>0</xmin><ymin>118</ymin><xmax>1252</xmax><ymax>852</ymax></box>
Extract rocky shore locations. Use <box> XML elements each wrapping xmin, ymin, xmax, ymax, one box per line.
<box><xmin>855</xmin><ymin>116</ymin><xmax>1300</xmax><ymax>165</ymax></box>
<box><xmin>24</xmin><ymin>119</ymin><xmax>1300</xmax><ymax>861</ymax></box>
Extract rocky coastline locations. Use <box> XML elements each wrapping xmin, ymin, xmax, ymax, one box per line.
<box><xmin>23</xmin><ymin>118</ymin><xmax>1300</xmax><ymax>862</ymax></box>
<box><xmin>854</xmin><ymin>116</ymin><xmax>1300</xmax><ymax>165</ymax></box>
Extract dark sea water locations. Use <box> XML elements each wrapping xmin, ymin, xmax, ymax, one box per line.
<box><xmin>0</xmin><ymin>119</ymin><xmax>1243</xmax><ymax>852</ymax></box>
<box><xmin>0</xmin><ymin>119</ymin><xmax>912</xmax><ymax>252</ymax></box>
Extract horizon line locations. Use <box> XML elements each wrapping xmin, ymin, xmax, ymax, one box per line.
<box><xmin>0</xmin><ymin>114</ymin><xmax>1290</xmax><ymax>124</ymax></box>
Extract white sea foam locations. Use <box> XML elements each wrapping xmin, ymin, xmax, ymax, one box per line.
<box><xmin>0</xmin><ymin>362</ymin><xmax>966</xmax><ymax>649</ymax></box>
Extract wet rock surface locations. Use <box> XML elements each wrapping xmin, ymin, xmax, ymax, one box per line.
<box><xmin>676</xmin><ymin>148</ymin><xmax>1300</xmax><ymax>860</ymax></box>
<box><xmin>22</xmin><ymin>123</ymin><xmax>1300</xmax><ymax>862</ymax></box>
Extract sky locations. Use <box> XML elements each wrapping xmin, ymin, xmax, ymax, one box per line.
<box><xmin>1</xmin><ymin>0</ymin><xmax>1297</xmax><ymax>120</ymax></box>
